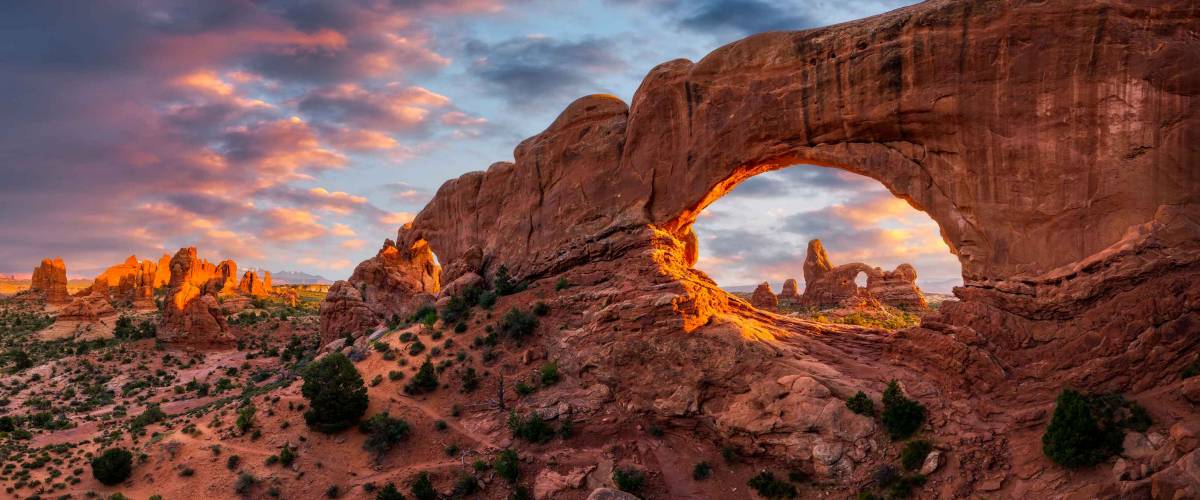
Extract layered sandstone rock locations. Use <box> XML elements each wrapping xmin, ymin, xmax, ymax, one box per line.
<box><xmin>319</xmin><ymin>237</ymin><xmax>440</xmax><ymax>344</ymax></box>
<box><xmin>799</xmin><ymin>239</ymin><xmax>926</xmax><ymax>310</ymax></box>
<box><xmin>87</xmin><ymin>254</ymin><xmax>170</xmax><ymax>306</ymax></box>
<box><xmin>158</xmin><ymin>247</ymin><xmax>232</xmax><ymax>344</ymax></box>
<box><xmin>323</xmin><ymin>1</ymin><xmax>1199</xmax><ymax>496</ymax></box>
<box><xmin>30</xmin><ymin>257</ymin><xmax>69</xmax><ymax>303</ymax></box>
<box><xmin>58</xmin><ymin>294</ymin><xmax>116</xmax><ymax>321</ymax></box>
<box><xmin>237</xmin><ymin>270</ymin><xmax>272</xmax><ymax>297</ymax></box>
<box><xmin>779</xmin><ymin>278</ymin><xmax>801</xmax><ymax>303</ymax></box>
<box><xmin>749</xmin><ymin>282</ymin><xmax>778</xmax><ymax>310</ymax></box>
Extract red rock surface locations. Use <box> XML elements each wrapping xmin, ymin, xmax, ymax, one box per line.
<box><xmin>158</xmin><ymin>247</ymin><xmax>233</xmax><ymax>344</ymax></box>
<box><xmin>779</xmin><ymin>278</ymin><xmax>801</xmax><ymax>303</ymax></box>
<box><xmin>319</xmin><ymin>237</ymin><xmax>440</xmax><ymax>344</ymax></box>
<box><xmin>30</xmin><ymin>257</ymin><xmax>69</xmax><ymax>303</ymax></box>
<box><xmin>237</xmin><ymin>270</ymin><xmax>272</xmax><ymax>297</ymax></box>
<box><xmin>799</xmin><ymin>239</ymin><xmax>927</xmax><ymax>310</ymax></box>
<box><xmin>749</xmin><ymin>281</ymin><xmax>778</xmax><ymax>310</ymax></box>
<box><xmin>58</xmin><ymin>294</ymin><xmax>116</xmax><ymax>321</ymax></box>
<box><xmin>323</xmin><ymin>1</ymin><xmax>1200</xmax><ymax>496</ymax></box>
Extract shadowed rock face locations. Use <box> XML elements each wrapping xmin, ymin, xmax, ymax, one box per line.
<box><xmin>325</xmin><ymin>1</ymin><xmax>1199</xmax><ymax>495</ymax></box>
<box><xmin>750</xmin><ymin>282</ymin><xmax>778</xmax><ymax>310</ymax></box>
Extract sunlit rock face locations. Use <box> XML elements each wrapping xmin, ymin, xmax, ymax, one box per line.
<box><xmin>325</xmin><ymin>1</ymin><xmax>1199</xmax><ymax>495</ymax></box>
<box><xmin>30</xmin><ymin>257</ymin><xmax>69</xmax><ymax>304</ymax></box>
<box><xmin>85</xmin><ymin>254</ymin><xmax>170</xmax><ymax>306</ymax></box>
<box><xmin>237</xmin><ymin>270</ymin><xmax>272</xmax><ymax>297</ymax></box>
<box><xmin>750</xmin><ymin>282</ymin><xmax>778</xmax><ymax>310</ymax></box>
<box><xmin>158</xmin><ymin>247</ymin><xmax>233</xmax><ymax>344</ymax></box>
<box><xmin>799</xmin><ymin>239</ymin><xmax>927</xmax><ymax>310</ymax></box>
<box><xmin>319</xmin><ymin>238</ymin><xmax>440</xmax><ymax>344</ymax></box>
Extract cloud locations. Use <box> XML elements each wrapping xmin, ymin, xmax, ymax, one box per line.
<box><xmin>677</xmin><ymin>0</ymin><xmax>818</xmax><ymax>35</ymax></box>
<box><xmin>384</xmin><ymin>182</ymin><xmax>434</xmax><ymax>206</ymax></box>
<box><xmin>297</xmin><ymin>83</ymin><xmax>451</xmax><ymax>132</ymax></box>
<box><xmin>259</xmin><ymin>208</ymin><xmax>328</xmax><ymax>242</ymax></box>
<box><xmin>464</xmin><ymin>35</ymin><xmax>626</xmax><ymax>108</ymax></box>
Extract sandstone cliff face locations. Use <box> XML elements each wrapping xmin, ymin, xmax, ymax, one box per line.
<box><xmin>324</xmin><ymin>1</ymin><xmax>1199</xmax><ymax>496</ymax></box>
<box><xmin>779</xmin><ymin>278</ymin><xmax>801</xmax><ymax>303</ymax></box>
<box><xmin>319</xmin><ymin>238</ymin><xmax>439</xmax><ymax>344</ymax></box>
<box><xmin>30</xmin><ymin>257</ymin><xmax>69</xmax><ymax>303</ymax></box>
<box><xmin>87</xmin><ymin>254</ymin><xmax>168</xmax><ymax>306</ymax></box>
<box><xmin>58</xmin><ymin>294</ymin><xmax>116</xmax><ymax>321</ymax></box>
<box><xmin>158</xmin><ymin>247</ymin><xmax>233</xmax><ymax>344</ymax></box>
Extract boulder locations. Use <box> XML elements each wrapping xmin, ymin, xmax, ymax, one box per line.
<box><xmin>30</xmin><ymin>257</ymin><xmax>69</xmax><ymax>303</ymax></box>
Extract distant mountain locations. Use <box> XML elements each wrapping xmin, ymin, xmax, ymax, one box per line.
<box><xmin>270</xmin><ymin>270</ymin><xmax>334</xmax><ymax>285</ymax></box>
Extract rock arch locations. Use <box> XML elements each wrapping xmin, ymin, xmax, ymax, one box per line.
<box><xmin>388</xmin><ymin>0</ymin><xmax>1195</xmax><ymax>325</ymax></box>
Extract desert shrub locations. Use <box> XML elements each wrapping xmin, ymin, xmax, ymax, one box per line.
<box><xmin>404</xmin><ymin>358</ymin><xmax>438</xmax><ymax>395</ymax></box>
<box><xmin>508</xmin><ymin>411</ymin><xmax>555</xmax><ymax>443</ymax></box>
<box><xmin>494</xmin><ymin>449</ymin><xmax>520</xmax><ymax>483</ymax></box>
<box><xmin>539</xmin><ymin>361</ymin><xmax>560</xmax><ymax>386</ymax></box>
<box><xmin>454</xmin><ymin>322</ymin><xmax>468</xmax><ymax>333</ymax></box>
<box><xmin>325</xmin><ymin>485</ymin><xmax>340</xmax><ymax>498</ymax></box>
<box><xmin>113</xmin><ymin>316</ymin><xmax>137</xmax><ymax>339</ymax></box>
<box><xmin>493</xmin><ymin>266</ymin><xmax>526</xmax><ymax>296</ymax></box>
<box><xmin>1183</xmin><ymin>361</ymin><xmax>1200</xmax><ymax>379</ymax></box>
<box><xmin>478</xmin><ymin>290</ymin><xmax>497</xmax><ymax>310</ymax></box>
<box><xmin>747</xmin><ymin>470</ymin><xmax>797</xmax><ymax>499</ymax></box>
<box><xmin>846</xmin><ymin>391</ymin><xmax>875</xmax><ymax>416</ymax></box>
<box><xmin>236</xmin><ymin>402</ymin><xmax>256</xmax><ymax>434</ymax></box>
<box><xmin>532</xmin><ymin>302</ymin><xmax>549</xmax><ymax>316</ymax></box>
<box><xmin>555</xmin><ymin>277</ymin><xmax>571</xmax><ymax>291</ymax></box>
<box><xmin>440</xmin><ymin>294</ymin><xmax>473</xmax><ymax>324</ymax></box>
<box><xmin>91</xmin><ymin>448</ymin><xmax>133</xmax><ymax>485</ymax></box>
<box><xmin>900</xmin><ymin>440</ymin><xmax>933</xmax><ymax>471</ymax></box>
<box><xmin>499</xmin><ymin>308</ymin><xmax>538</xmax><ymax>342</ymax></box>
<box><xmin>1042</xmin><ymin>389</ymin><xmax>1147</xmax><ymax>468</ymax></box>
<box><xmin>410</xmin><ymin>472</ymin><xmax>436</xmax><ymax>500</ymax></box>
<box><xmin>130</xmin><ymin>404</ymin><xmax>166</xmax><ymax>430</ymax></box>
<box><xmin>692</xmin><ymin>461</ymin><xmax>712</xmax><ymax>480</ymax></box>
<box><xmin>360</xmin><ymin>413</ymin><xmax>411</xmax><ymax>458</ymax></box>
<box><xmin>375</xmin><ymin>483</ymin><xmax>404</xmax><ymax>500</ymax></box>
<box><xmin>235</xmin><ymin>472</ymin><xmax>258</xmax><ymax>494</ymax></box>
<box><xmin>410</xmin><ymin>306</ymin><xmax>437</xmax><ymax>327</ymax></box>
<box><xmin>459</xmin><ymin>367</ymin><xmax>479</xmax><ymax>393</ymax></box>
<box><xmin>612</xmin><ymin>466</ymin><xmax>646</xmax><ymax>495</ymax></box>
<box><xmin>301</xmin><ymin>352</ymin><xmax>369</xmax><ymax>433</ymax></box>
<box><xmin>279</xmin><ymin>443</ymin><xmax>296</xmax><ymax>467</ymax></box>
<box><xmin>227</xmin><ymin>455</ymin><xmax>241</xmax><ymax>470</ymax></box>
<box><xmin>452</xmin><ymin>473</ymin><xmax>479</xmax><ymax>496</ymax></box>
<box><xmin>881</xmin><ymin>381</ymin><xmax>925</xmax><ymax>439</ymax></box>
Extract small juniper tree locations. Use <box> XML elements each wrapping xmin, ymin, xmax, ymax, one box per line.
<box><xmin>91</xmin><ymin>448</ymin><xmax>133</xmax><ymax>486</ymax></box>
<box><xmin>880</xmin><ymin>380</ymin><xmax>925</xmax><ymax>439</ymax></box>
<box><xmin>404</xmin><ymin>358</ymin><xmax>438</xmax><ymax>394</ymax></box>
<box><xmin>301</xmin><ymin>352</ymin><xmax>369</xmax><ymax>433</ymax></box>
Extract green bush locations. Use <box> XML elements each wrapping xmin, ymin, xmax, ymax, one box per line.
<box><xmin>747</xmin><ymin>470</ymin><xmax>796</xmax><ymax>499</ymax></box>
<box><xmin>91</xmin><ymin>448</ymin><xmax>133</xmax><ymax>486</ymax></box>
<box><xmin>846</xmin><ymin>391</ymin><xmax>875</xmax><ymax>416</ymax></box>
<box><xmin>478</xmin><ymin>290</ymin><xmax>497</xmax><ymax>310</ymax></box>
<box><xmin>236</xmin><ymin>402</ymin><xmax>256</xmax><ymax>433</ymax></box>
<box><xmin>692</xmin><ymin>461</ymin><xmax>712</xmax><ymax>480</ymax></box>
<box><xmin>279</xmin><ymin>443</ymin><xmax>296</xmax><ymax>467</ymax></box>
<box><xmin>1042</xmin><ymin>389</ymin><xmax>1141</xmax><ymax>468</ymax></box>
<box><xmin>612</xmin><ymin>466</ymin><xmax>645</xmax><ymax>495</ymax></box>
<box><xmin>404</xmin><ymin>358</ymin><xmax>438</xmax><ymax>395</ymax></box>
<box><xmin>555</xmin><ymin>277</ymin><xmax>571</xmax><ymax>291</ymax></box>
<box><xmin>130</xmin><ymin>404</ymin><xmax>167</xmax><ymax>430</ymax></box>
<box><xmin>459</xmin><ymin>366</ymin><xmax>479</xmax><ymax>393</ymax></box>
<box><xmin>410</xmin><ymin>472</ymin><xmax>436</xmax><ymax>500</ymax></box>
<box><xmin>375</xmin><ymin>483</ymin><xmax>404</xmax><ymax>500</ymax></box>
<box><xmin>493</xmin><ymin>266</ymin><xmax>526</xmax><ymax>296</ymax></box>
<box><xmin>900</xmin><ymin>440</ymin><xmax>933</xmax><ymax>471</ymax></box>
<box><xmin>1183</xmin><ymin>362</ymin><xmax>1200</xmax><ymax>379</ymax></box>
<box><xmin>881</xmin><ymin>381</ymin><xmax>925</xmax><ymax>439</ymax></box>
<box><xmin>539</xmin><ymin>361</ymin><xmax>560</xmax><ymax>386</ymax></box>
<box><xmin>410</xmin><ymin>306</ymin><xmax>437</xmax><ymax>327</ymax></box>
<box><xmin>508</xmin><ymin>411</ymin><xmax>555</xmax><ymax>443</ymax></box>
<box><xmin>301</xmin><ymin>352</ymin><xmax>369</xmax><ymax>433</ymax></box>
<box><xmin>360</xmin><ymin>413</ymin><xmax>411</xmax><ymax>458</ymax></box>
<box><xmin>499</xmin><ymin>308</ymin><xmax>538</xmax><ymax>342</ymax></box>
<box><xmin>494</xmin><ymin>449</ymin><xmax>519</xmax><ymax>483</ymax></box>
<box><xmin>532</xmin><ymin>302</ymin><xmax>549</xmax><ymax>316</ymax></box>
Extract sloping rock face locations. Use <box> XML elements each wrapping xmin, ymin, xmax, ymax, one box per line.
<box><xmin>800</xmin><ymin>239</ymin><xmax>926</xmax><ymax>310</ymax></box>
<box><xmin>30</xmin><ymin>257</ymin><xmax>69</xmax><ymax>303</ymax></box>
<box><xmin>327</xmin><ymin>1</ymin><xmax>1199</xmax><ymax>496</ymax></box>
<box><xmin>749</xmin><ymin>282</ymin><xmax>778</xmax><ymax>310</ymax></box>
<box><xmin>58</xmin><ymin>294</ymin><xmax>116</xmax><ymax>321</ymax></box>
<box><xmin>318</xmin><ymin>238</ymin><xmax>440</xmax><ymax>344</ymax></box>
<box><xmin>158</xmin><ymin>247</ymin><xmax>233</xmax><ymax>344</ymax></box>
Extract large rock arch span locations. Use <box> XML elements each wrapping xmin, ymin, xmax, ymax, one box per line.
<box><xmin>323</xmin><ymin>1</ymin><xmax>1199</xmax><ymax>495</ymax></box>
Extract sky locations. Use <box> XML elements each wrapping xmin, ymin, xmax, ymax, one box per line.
<box><xmin>0</xmin><ymin>0</ymin><xmax>961</xmax><ymax>291</ymax></box>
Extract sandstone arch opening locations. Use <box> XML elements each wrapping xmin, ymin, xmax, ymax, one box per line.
<box><xmin>690</xmin><ymin>164</ymin><xmax>962</xmax><ymax>323</ymax></box>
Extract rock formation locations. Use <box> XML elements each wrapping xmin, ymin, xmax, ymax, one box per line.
<box><xmin>30</xmin><ymin>257</ymin><xmax>69</xmax><ymax>303</ymax></box>
<box><xmin>749</xmin><ymin>282</ymin><xmax>778</xmax><ymax>310</ymax></box>
<box><xmin>58</xmin><ymin>294</ymin><xmax>116</xmax><ymax>321</ymax></box>
<box><xmin>799</xmin><ymin>239</ymin><xmax>927</xmax><ymax>310</ymax></box>
<box><xmin>86</xmin><ymin>254</ymin><xmax>172</xmax><ymax>307</ymax></box>
<box><xmin>323</xmin><ymin>1</ymin><xmax>1200</xmax><ymax>496</ymax></box>
<box><xmin>319</xmin><ymin>237</ymin><xmax>440</xmax><ymax>344</ymax></box>
<box><xmin>158</xmin><ymin>247</ymin><xmax>233</xmax><ymax>344</ymax></box>
<box><xmin>237</xmin><ymin>270</ymin><xmax>272</xmax><ymax>297</ymax></box>
<box><xmin>779</xmin><ymin>278</ymin><xmax>801</xmax><ymax>303</ymax></box>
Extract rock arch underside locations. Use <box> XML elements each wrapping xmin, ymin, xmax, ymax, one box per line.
<box><xmin>324</xmin><ymin>1</ymin><xmax>1200</xmax><ymax>496</ymax></box>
